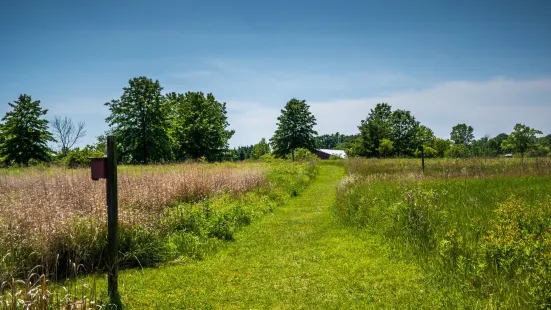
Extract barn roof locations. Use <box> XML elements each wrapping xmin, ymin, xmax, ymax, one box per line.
<box><xmin>317</xmin><ymin>149</ymin><xmax>347</xmax><ymax>158</ymax></box>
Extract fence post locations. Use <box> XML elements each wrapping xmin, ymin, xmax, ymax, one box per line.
<box><xmin>106</xmin><ymin>136</ymin><xmax>120</xmax><ymax>306</ymax></box>
<box><xmin>421</xmin><ymin>145</ymin><xmax>425</xmax><ymax>173</ymax></box>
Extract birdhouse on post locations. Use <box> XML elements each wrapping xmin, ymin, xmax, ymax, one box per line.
<box><xmin>89</xmin><ymin>137</ymin><xmax>120</xmax><ymax>307</ymax></box>
<box><xmin>90</xmin><ymin>157</ymin><xmax>108</xmax><ymax>180</ymax></box>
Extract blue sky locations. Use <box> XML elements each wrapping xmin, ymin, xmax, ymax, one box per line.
<box><xmin>1</xmin><ymin>0</ymin><xmax>550</xmax><ymax>149</ymax></box>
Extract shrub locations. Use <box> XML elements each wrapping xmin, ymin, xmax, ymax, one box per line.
<box><xmin>287</xmin><ymin>148</ymin><xmax>319</xmax><ymax>161</ymax></box>
<box><xmin>64</xmin><ymin>147</ymin><xmax>104</xmax><ymax>168</ymax></box>
<box><xmin>445</xmin><ymin>144</ymin><xmax>471</xmax><ymax>158</ymax></box>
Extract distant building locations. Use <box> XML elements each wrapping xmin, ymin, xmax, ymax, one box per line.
<box><xmin>315</xmin><ymin>149</ymin><xmax>347</xmax><ymax>160</ymax></box>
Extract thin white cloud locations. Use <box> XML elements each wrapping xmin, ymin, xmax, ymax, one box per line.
<box><xmin>227</xmin><ymin>78</ymin><xmax>551</xmax><ymax>146</ymax></box>
<box><xmin>169</xmin><ymin>71</ymin><xmax>213</xmax><ymax>79</ymax></box>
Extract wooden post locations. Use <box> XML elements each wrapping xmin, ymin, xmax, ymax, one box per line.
<box><xmin>106</xmin><ymin>136</ymin><xmax>120</xmax><ymax>306</ymax></box>
<box><xmin>421</xmin><ymin>145</ymin><xmax>425</xmax><ymax>173</ymax></box>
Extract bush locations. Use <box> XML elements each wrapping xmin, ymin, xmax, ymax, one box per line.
<box><xmin>64</xmin><ymin>147</ymin><xmax>104</xmax><ymax>168</ymax></box>
<box><xmin>445</xmin><ymin>144</ymin><xmax>471</xmax><ymax>158</ymax></box>
<box><xmin>286</xmin><ymin>148</ymin><xmax>319</xmax><ymax>161</ymax></box>
<box><xmin>414</xmin><ymin>146</ymin><xmax>438</xmax><ymax>158</ymax></box>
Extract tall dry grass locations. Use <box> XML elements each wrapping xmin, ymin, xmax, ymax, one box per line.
<box><xmin>0</xmin><ymin>163</ymin><xmax>266</xmax><ymax>281</ymax></box>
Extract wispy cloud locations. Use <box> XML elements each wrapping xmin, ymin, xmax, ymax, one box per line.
<box><xmin>169</xmin><ymin>70</ymin><xmax>213</xmax><ymax>79</ymax></box>
<box><xmin>227</xmin><ymin>78</ymin><xmax>551</xmax><ymax>147</ymax></box>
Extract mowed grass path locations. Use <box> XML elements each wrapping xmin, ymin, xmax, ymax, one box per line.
<box><xmin>113</xmin><ymin>165</ymin><xmax>442</xmax><ymax>309</ymax></box>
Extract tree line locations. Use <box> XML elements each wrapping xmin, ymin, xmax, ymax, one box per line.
<box><xmin>1</xmin><ymin>76</ymin><xmax>550</xmax><ymax>166</ymax></box>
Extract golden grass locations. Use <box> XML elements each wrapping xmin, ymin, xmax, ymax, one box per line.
<box><xmin>0</xmin><ymin>163</ymin><xmax>266</xmax><ymax>261</ymax></box>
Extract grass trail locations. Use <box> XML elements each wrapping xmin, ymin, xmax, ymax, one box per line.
<box><xmin>112</xmin><ymin>165</ymin><xmax>442</xmax><ymax>309</ymax></box>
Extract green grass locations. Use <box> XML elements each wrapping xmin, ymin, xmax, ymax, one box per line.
<box><xmin>89</xmin><ymin>165</ymin><xmax>445</xmax><ymax>309</ymax></box>
<box><xmin>336</xmin><ymin>159</ymin><xmax>551</xmax><ymax>309</ymax></box>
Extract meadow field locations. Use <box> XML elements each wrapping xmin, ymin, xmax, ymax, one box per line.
<box><xmin>2</xmin><ymin>157</ymin><xmax>551</xmax><ymax>309</ymax></box>
<box><xmin>335</xmin><ymin>157</ymin><xmax>551</xmax><ymax>309</ymax></box>
<box><xmin>0</xmin><ymin>160</ymin><xmax>318</xmax><ymax>308</ymax></box>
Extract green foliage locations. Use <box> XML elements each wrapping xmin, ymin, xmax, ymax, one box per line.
<box><xmin>167</xmin><ymin>91</ymin><xmax>234</xmax><ymax>161</ymax></box>
<box><xmin>0</xmin><ymin>94</ymin><xmax>54</xmax><ymax>166</ymax></box>
<box><xmin>64</xmin><ymin>146</ymin><xmax>104</xmax><ymax>168</ymax></box>
<box><xmin>377</xmin><ymin>138</ymin><xmax>394</xmax><ymax>157</ymax></box>
<box><xmin>250</xmin><ymin>138</ymin><xmax>271</xmax><ymax>159</ymax></box>
<box><xmin>489</xmin><ymin>133</ymin><xmax>508</xmax><ymax>155</ymax></box>
<box><xmin>231</xmin><ymin>145</ymin><xmax>254</xmax><ymax>161</ymax></box>
<box><xmin>285</xmin><ymin>147</ymin><xmax>319</xmax><ymax>162</ymax></box>
<box><xmin>450</xmin><ymin>123</ymin><xmax>474</xmax><ymax>146</ymax></box>
<box><xmin>105</xmin><ymin>77</ymin><xmax>172</xmax><ymax>164</ymax></box>
<box><xmin>357</xmin><ymin>103</ymin><xmax>393</xmax><ymax>157</ymax></box>
<box><xmin>357</xmin><ymin>103</ymin><xmax>423</xmax><ymax>157</ymax></box>
<box><xmin>270</xmin><ymin>98</ymin><xmax>317</xmax><ymax>160</ymax></box>
<box><xmin>390</xmin><ymin>109</ymin><xmax>420</xmax><ymax>156</ymax></box>
<box><xmin>315</xmin><ymin>132</ymin><xmax>358</xmax><ymax>150</ymax></box>
<box><xmin>501</xmin><ymin>123</ymin><xmax>543</xmax><ymax>158</ymax></box>
<box><xmin>471</xmin><ymin>136</ymin><xmax>494</xmax><ymax>157</ymax></box>
<box><xmin>432</xmin><ymin>138</ymin><xmax>452</xmax><ymax>158</ymax></box>
<box><xmin>336</xmin><ymin>159</ymin><xmax>551</xmax><ymax>308</ymax></box>
<box><xmin>414</xmin><ymin>146</ymin><xmax>437</xmax><ymax>158</ymax></box>
<box><xmin>445</xmin><ymin>143</ymin><xmax>471</xmax><ymax>158</ymax></box>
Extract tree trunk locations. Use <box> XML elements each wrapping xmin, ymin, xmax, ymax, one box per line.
<box><xmin>292</xmin><ymin>149</ymin><xmax>295</xmax><ymax>162</ymax></box>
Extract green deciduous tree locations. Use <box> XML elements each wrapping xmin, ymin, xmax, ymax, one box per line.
<box><xmin>488</xmin><ymin>133</ymin><xmax>508</xmax><ymax>155</ymax></box>
<box><xmin>357</xmin><ymin>103</ymin><xmax>393</xmax><ymax>157</ymax></box>
<box><xmin>270</xmin><ymin>98</ymin><xmax>317</xmax><ymax>161</ymax></box>
<box><xmin>105</xmin><ymin>77</ymin><xmax>172</xmax><ymax>164</ymax></box>
<box><xmin>167</xmin><ymin>91</ymin><xmax>234</xmax><ymax>161</ymax></box>
<box><xmin>471</xmin><ymin>136</ymin><xmax>493</xmax><ymax>157</ymax></box>
<box><xmin>450</xmin><ymin>123</ymin><xmax>475</xmax><ymax>146</ymax></box>
<box><xmin>501</xmin><ymin>124</ymin><xmax>543</xmax><ymax>159</ymax></box>
<box><xmin>445</xmin><ymin>144</ymin><xmax>471</xmax><ymax>158</ymax></box>
<box><xmin>432</xmin><ymin>138</ymin><xmax>452</xmax><ymax>158</ymax></box>
<box><xmin>251</xmin><ymin>138</ymin><xmax>271</xmax><ymax>159</ymax></box>
<box><xmin>377</xmin><ymin>138</ymin><xmax>395</xmax><ymax>157</ymax></box>
<box><xmin>315</xmin><ymin>132</ymin><xmax>357</xmax><ymax>149</ymax></box>
<box><xmin>390</xmin><ymin>109</ymin><xmax>420</xmax><ymax>156</ymax></box>
<box><xmin>357</xmin><ymin>103</ymin><xmax>423</xmax><ymax>157</ymax></box>
<box><xmin>0</xmin><ymin>94</ymin><xmax>54</xmax><ymax>165</ymax></box>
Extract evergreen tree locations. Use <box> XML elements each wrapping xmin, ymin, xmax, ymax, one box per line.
<box><xmin>105</xmin><ymin>77</ymin><xmax>173</xmax><ymax>164</ymax></box>
<box><xmin>0</xmin><ymin>94</ymin><xmax>54</xmax><ymax>165</ymax></box>
<box><xmin>270</xmin><ymin>98</ymin><xmax>317</xmax><ymax>160</ymax></box>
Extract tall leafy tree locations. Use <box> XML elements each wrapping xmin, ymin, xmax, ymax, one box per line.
<box><xmin>0</xmin><ymin>94</ymin><xmax>54</xmax><ymax>165</ymax></box>
<box><xmin>390</xmin><ymin>109</ymin><xmax>420</xmax><ymax>156</ymax></box>
<box><xmin>270</xmin><ymin>98</ymin><xmax>317</xmax><ymax>160</ymax></box>
<box><xmin>488</xmin><ymin>133</ymin><xmax>508</xmax><ymax>155</ymax></box>
<box><xmin>501</xmin><ymin>123</ymin><xmax>543</xmax><ymax>159</ymax></box>
<box><xmin>433</xmin><ymin>138</ymin><xmax>452</xmax><ymax>158</ymax></box>
<box><xmin>472</xmin><ymin>136</ymin><xmax>493</xmax><ymax>157</ymax></box>
<box><xmin>167</xmin><ymin>91</ymin><xmax>234</xmax><ymax>161</ymax></box>
<box><xmin>105</xmin><ymin>77</ymin><xmax>172</xmax><ymax>164</ymax></box>
<box><xmin>357</xmin><ymin>103</ymin><xmax>393</xmax><ymax>156</ymax></box>
<box><xmin>450</xmin><ymin>123</ymin><xmax>475</xmax><ymax>146</ymax></box>
<box><xmin>251</xmin><ymin>138</ymin><xmax>271</xmax><ymax>159</ymax></box>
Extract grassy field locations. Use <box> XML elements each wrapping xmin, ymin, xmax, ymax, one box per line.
<box><xmin>2</xmin><ymin>157</ymin><xmax>550</xmax><ymax>308</ymax></box>
<box><xmin>336</xmin><ymin>157</ymin><xmax>551</xmax><ymax>309</ymax></box>
<box><xmin>0</xmin><ymin>161</ymin><xmax>318</xmax><ymax>308</ymax></box>
<box><xmin>72</xmin><ymin>165</ymin><xmax>448</xmax><ymax>309</ymax></box>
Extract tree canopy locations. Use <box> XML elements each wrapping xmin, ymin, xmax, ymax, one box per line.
<box><xmin>270</xmin><ymin>98</ymin><xmax>317</xmax><ymax>160</ymax></box>
<box><xmin>105</xmin><ymin>77</ymin><xmax>172</xmax><ymax>164</ymax></box>
<box><xmin>356</xmin><ymin>103</ymin><xmax>420</xmax><ymax>157</ymax></box>
<box><xmin>0</xmin><ymin>94</ymin><xmax>54</xmax><ymax>165</ymax></box>
<box><xmin>501</xmin><ymin>123</ymin><xmax>543</xmax><ymax>158</ymax></box>
<box><xmin>167</xmin><ymin>91</ymin><xmax>234</xmax><ymax>161</ymax></box>
<box><xmin>251</xmin><ymin>138</ymin><xmax>271</xmax><ymax>159</ymax></box>
<box><xmin>450</xmin><ymin>123</ymin><xmax>475</xmax><ymax>146</ymax></box>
